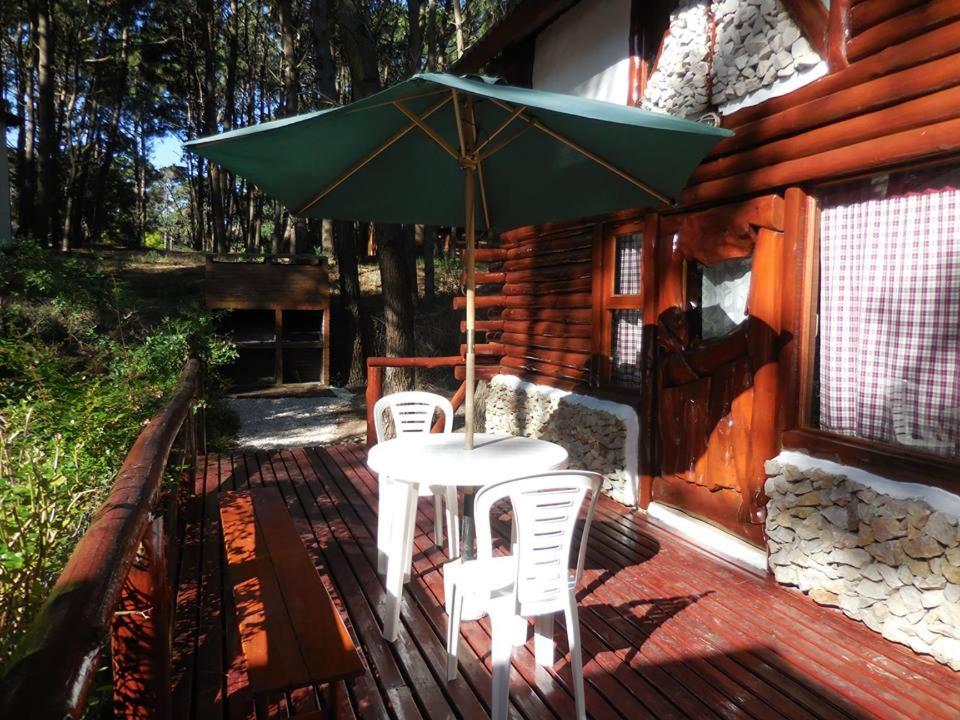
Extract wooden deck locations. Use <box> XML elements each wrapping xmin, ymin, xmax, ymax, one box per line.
<box><xmin>171</xmin><ymin>446</ymin><xmax>960</xmax><ymax>720</ymax></box>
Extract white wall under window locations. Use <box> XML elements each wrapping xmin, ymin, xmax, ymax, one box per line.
<box><xmin>532</xmin><ymin>0</ymin><xmax>633</xmax><ymax>105</ymax></box>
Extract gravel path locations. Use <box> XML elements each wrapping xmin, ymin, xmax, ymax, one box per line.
<box><xmin>226</xmin><ymin>388</ymin><xmax>366</xmax><ymax>449</ymax></box>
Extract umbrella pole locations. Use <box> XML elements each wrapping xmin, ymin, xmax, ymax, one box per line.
<box><xmin>463</xmin><ymin>166</ymin><xmax>476</xmax><ymax>451</ymax></box>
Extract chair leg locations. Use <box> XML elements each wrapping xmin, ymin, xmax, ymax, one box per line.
<box><xmin>490</xmin><ymin>608</ymin><xmax>514</xmax><ymax>720</ymax></box>
<box><xmin>401</xmin><ymin>486</ymin><xmax>418</xmax><ymax>583</ymax></box>
<box><xmin>434</xmin><ymin>493</ymin><xmax>444</xmax><ymax>548</ymax></box>
<box><xmin>377</xmin><ymin>478</ymin><xmax>395</xmax><ymax>575</ymax></box>
<box><xmin>564</xmin><ymin>592</ymin><xmax>586</xmax><ymax>720</ymax></box>
<box><xmin>445</xmin><ymin>581</ymin><xmax>463</xmax><ymax>681</ymax></box>
<box><xmin>444</xmin><ymin>485</ymin><xmax>460</xmax><ymax>559</ymax></box>
<box><xmin>534</xmin><ymin>613</ymin><xmax>555</xmax><ymax>667</ymax></box>
<box><xmin>383</xmin><ymin>482</ymin><xmax>417</xmax><ymax>642</ymax></box>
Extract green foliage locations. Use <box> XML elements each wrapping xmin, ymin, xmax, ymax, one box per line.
<box><xmin>0</xmin><ymin>240</ymin><xmax>235</xmax><ymax>668</ymax></box>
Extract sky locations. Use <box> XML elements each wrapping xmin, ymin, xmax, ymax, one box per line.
<box><xmin>5</xmin><ymin>125</ymin><xmax>186</xmax><ymax>170</ymax></box>
<box><xmin>151</xmin><ymin>133</ymin><xmax>185</xmax><ymax>167</ymax></box>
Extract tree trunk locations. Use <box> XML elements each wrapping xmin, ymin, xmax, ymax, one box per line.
<box><xmin>451</xmin><ymin>0</ymin><xmax>465</xmax><ymax>59</ymax></box>
<box><xmin>310</xmin><ymin>0</ymin><xmax>337</xmax><ymax>104</ymax></box>
<box><xmin>423</xmin><ymin>225</ymin><xmax>436</xmax><ymax>301</ymax></box>
<box><xmin>14</xmin><ymin>22</ymin><xmax>36</xmax><ymax>238</ymax></box>
<box><xmin>276</xmin><ymin>0</ymin><xmax>308</xmax><ymax>254</ymax></box>
<box><xmin>334</xmin><ymin>220</ymin><xmax>370</xmax><ymax>385</ymax></box>
<box><xmin>406</xmin><ymin>0</ymin><xmax>423</xmax><ymax>75</ymax></box>
<box><xmin>88</xmin><ymin>11</ymin><xmax>132</xmax><ymax>246</ymax></box>
<box><xmin>199</xmin><ymin>0</ymin><xmax>227</xmax><ymax>253</ymax></box>
<box><xmin>377</xmin><ymin>223</ymin><xmax>417</xmax><ymax>391</ymax></box>
<box><xmin>34</xmin><ymin>0</ymin><xmax>58</xmax><ymax>247</ymax></box>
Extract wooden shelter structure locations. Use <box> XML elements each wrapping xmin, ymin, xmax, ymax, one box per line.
<box><xmin>205</xmin><ymin>254</ymin><xmax>331</xmax><ymax>388</ymax></box>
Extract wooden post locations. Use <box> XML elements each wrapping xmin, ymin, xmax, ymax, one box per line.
<box><xmin>366</xmin><ymin>365</ymin><xmax>383</xmax><ymax>445</ymax></box>
<box><xmin>464</xmin><ymin>167</ymin><xmax>476</xmax><ymax>450</ymax></box>
<box><xmin>827</xmin><ymin>0</ymin><xmax>851</xmax><ymax>71</ymax></box>
<box><xmin>274</xmin><ymin>308</ymin><xmax>284</xmax><ymax>385</ymax></box>
<box><xmin>321</xmin><ymin>300</ymin><xmax>331</xmax><ymax>386</ymax></box>
<box><xmin>111</xmin><ymin>514</ymin><xmax>172</xmax><ymax>720</ymax></box>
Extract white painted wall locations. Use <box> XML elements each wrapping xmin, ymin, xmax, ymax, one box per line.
<box><xmin>532</xmin><ymin>0</ymin><xmax>633</xmax><ymax>105</ymax></box>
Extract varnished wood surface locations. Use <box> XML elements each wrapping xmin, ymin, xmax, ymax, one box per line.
<box><xmin>172</xmin><ymin>445</ymin><xmax>960</xmax><ymax>720</ymax></box>
<box><xmin>219</xmin><ymin>488</ymin><xmax>363</xmax><ymax>696</ymax></box>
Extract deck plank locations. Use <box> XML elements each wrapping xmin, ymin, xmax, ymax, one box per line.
<box><xmin>171</xmin><ymin>447</ymin><xmax>960</xmax><ymax>720</ymax></box>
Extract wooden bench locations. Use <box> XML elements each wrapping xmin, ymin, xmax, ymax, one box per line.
<box><xmin>219</xmin><ymin>487</ymin><xmax>364</xmax><ymax>717</ymax></box>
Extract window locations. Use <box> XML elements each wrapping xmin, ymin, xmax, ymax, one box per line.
<box><xmin>809</xmin><ymin>170</ymin><xmax>960</xmax><ymax>459</ymax></box>
<box><xmin>594</xmin><ymin>221</ymin><xmax>650</xmax><ymax>389</ymax></box>
<box><xmin>686</xmin><ymin>256</ymin><xmax>752</xmax><ymax>341</ymax></box>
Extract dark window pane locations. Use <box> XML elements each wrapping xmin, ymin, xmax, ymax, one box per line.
<box><xmin>612</xmin><ymin>309</ymin><xmax>642</xmax><ymax>387</ymax></box>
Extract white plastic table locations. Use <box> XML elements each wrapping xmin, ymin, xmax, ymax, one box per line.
<box><xmin>367</xmin><ymin>433</ymin><xmax>568</xmax><ymax>642</ymax></box>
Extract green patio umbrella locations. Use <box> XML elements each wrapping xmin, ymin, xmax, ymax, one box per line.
<box><xmin>186</xmin><ymin>72</ymin><xmax>731</xmax><ymax>450</ymax></box>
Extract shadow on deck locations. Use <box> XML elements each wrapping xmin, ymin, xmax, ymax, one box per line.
<box><xmin>170</xmin><ymin>446</ymin><xmax>960</xmax><ymax>719</ymax></box>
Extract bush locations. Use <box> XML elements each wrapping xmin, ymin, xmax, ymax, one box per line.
<box><xmin>0</xmin><ymin>239</ymin><xmax>235</xmax><ymax>668</ymax></box>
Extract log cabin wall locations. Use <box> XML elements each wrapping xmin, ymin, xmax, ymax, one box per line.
<box><xmin>450</xmin><ymin>0</ymin><xmax>960</xmax><ymax>546</ymax></box>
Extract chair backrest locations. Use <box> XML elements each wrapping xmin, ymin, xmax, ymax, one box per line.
<box><xmin>474</xmin><ymin>471</ymin><xmax>602</xmax><ymax>612</ymax></box>
<box><xmin>373</xmin><ymin>391</ymin><xmax>454</xmax><ymax>441</ymax></box>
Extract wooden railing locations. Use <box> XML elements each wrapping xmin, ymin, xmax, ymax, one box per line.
<box><xmin>0</xmin><ymin>360</ymin><xmax>203</xmax><ymax>720</ymax></box>
<box><xmin>365</xmin><ymin>356</ymin><xmax>467</xmax><ymax>444</ymax></box>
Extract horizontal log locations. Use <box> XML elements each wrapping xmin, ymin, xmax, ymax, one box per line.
<box><xmin>459</xmin><ymin>319</ymin><xmax>503</xmax><ymax>333</ymax></box>
<box><xmin>846</xmin><ymin>0</ymin><xmax>960</xmax><ymax>62</ymax></box>
<box><xmin>453</xmin><ymin>293</ymin><xmax>592</xmax><ymax>310</ymax></box>
<box><xmin>473</xmin><ymin>271</ymin><xmax>505</xmax><ymax>285</ymax></box>
<box><xmin>498</xmin><ymin>224</ymin><xmax>590</xmax><ymax>248</ymax></box>
<box><xmin>459</xmin><ymin>343</ymin><xmax>503</xmax><ymax>356</ymax></box>
<box><xmin>502</xmin><ymin>262</ymin><xmax>593</xmax><ymax>284</ymax></box>
<box><xmin>500</xmin><ymin>341</ymin><xmax>592</xmax><ymax>369</ymax></box>
<box><xmin>850</xmin><ymin>0</ymin><xmax>927</xmax><ymax>35</ymax></box>
<box><xmin>367</xmin><ymin>355</ymin><xmax>462</xmax><ymax>368</ymax></box>
<box><xmin>499</xmin><ymin>332</ymin><xmax>593</xmax><ymax>353</ymax></box>
<box><xmin>501</xmin><ymin>307</ymin><xmax>593</xmax><ymax>323</ymax></box>
<box><xmin>683</xmin><ymin>115</ymin><xmax>960</xmax><ymax>206</ymax></box>
<box><xmin>500</xmin><ymin>250</ymin><xmax>593</xmax><ymax>273</ymax></box>
<box><xmin>474</xmin><ymin>249</ymin><xmax>505</xmax><ymax>262</ymax></box>
<box><xmin>453</xmin><ymin>364</ymin><xmax>500</xmax><ymax>381</ymax></box>
<box><xmin>500</xmin><ymin>355</ymin><xmax>588</xmax><ymax>382</ymax></box>
<box><xmin>781</xmin><ymin>0</ymin><xmax>829</xmax><ymax>56</ymax></box>
<box><xmin>503</xmin><ymin>233</ymin><xmax>594</xmax><ymax>260</ymax></box>
<box><xmin>694</xmin><ymin>84</ymin><xmax>960</xmax><ymax>184</ymax></box>
<box><xmin>502</xmin><ymin>277</ymin><xmax>594</xmax><ymax>296</ymax></box>
<box><xmin>722</xmin><ymin>19</ymin><xmax>960</xmax><ymax>130</ymax></box>
<box><xmin>501</xmin><ymin>320</ymin><xmax>593</xmax><ymax>339</ymax></box>
<box><xmin>709</xmin><ymin>50</ymin><xmax>960</xmax><ymax>159</ymax></box>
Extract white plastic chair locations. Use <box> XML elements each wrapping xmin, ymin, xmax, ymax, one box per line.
<box><xmin>373</xmin><ymin>391</ymin><xmax>460</xmax><ymax>576</ymax></box>
<box><xmin>444</xmin><ymin>471</ymin><xmax>602</xmax><ymax>720</ymax></box>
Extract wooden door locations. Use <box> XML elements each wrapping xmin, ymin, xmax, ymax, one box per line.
<box><xmin>652</xmin><ymin>196</ymin><xmax>785</xmax><ymax>547</ymax></box>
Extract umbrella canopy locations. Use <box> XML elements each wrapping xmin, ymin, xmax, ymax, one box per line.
<box><xmin>186</xmin><ymin>73</ymin><xmax>732</xmax><ymax>450</ymax></box>
<box><xmin>186</xmin><ymin>73</ymin><xmax>730</xmax><ymax>231</ymax></box>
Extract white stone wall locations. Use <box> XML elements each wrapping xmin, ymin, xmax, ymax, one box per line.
<box><xmin>641</xmin><ymin>0</ymin><xmax>824</xmax><ymax>118</ymax></box>
<box><xmin>765</xmin><ymin>452</ymin><xmax>960</xmax><ymax>671</ymax></box>
<box><xmin>482</xmin><ymin>375</ymin><xmax>639</xmax><ymax>506</ymax></box>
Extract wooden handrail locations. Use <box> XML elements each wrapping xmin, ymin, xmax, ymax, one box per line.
<box><xmin>365</xmin><ymin>356</ymin><xmax>464</xmax><ymax>444</ymax></box>
<box><xmin>0</xmin><ymin>360</ymin><xmax>202</xmax><ymax>720</ymax></box>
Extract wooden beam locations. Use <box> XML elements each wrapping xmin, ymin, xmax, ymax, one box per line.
<box><xmin>846</xmin><ymin>0</ymin><xmax>960</xmax><ymax>63</ymax></box>
<box><xmin>683</xmin><ymin>116</ymin><xmax>960</xmax><ymax>205</ymax></box>
<box><xmin>781</xmin><ymin>0</ymin><xmax>829</xmax><ymax>57</ymax></box>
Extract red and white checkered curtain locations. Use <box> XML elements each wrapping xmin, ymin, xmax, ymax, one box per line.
<box><xmin>819</xmin><ymin>186</ymin><xmax>960</xmax><ymax>457</ymax></box>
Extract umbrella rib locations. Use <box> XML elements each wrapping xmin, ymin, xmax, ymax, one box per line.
<box><xmin>474</xmin><ymin>104</ymin><xmax>526</xmax><ymax>156</ymax></box>
<box><xmin>466</xmin><ymin>95</ymin><xmax>491</xmax><ymax>230</ymax></box>
<box><xmin>392</xmin><ymin>101</ymin><xmax>459</xmax><ymax>160</ymax></box>
<box><xmin>295</xmin><ymin>95</ymin><xmax>451</xmax><ymax>215</ymax></box>
<box><xmin>485</xmin><ymin>98</ymin><xmax>674</xmax><ymax>206</ymax></box>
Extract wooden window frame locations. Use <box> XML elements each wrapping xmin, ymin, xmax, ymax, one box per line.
<box><xmin>591</xmin><ymin>214</ymin><xmax>658</xmax><ymax>393</ymax></box>
<box><xmin>782</xmin><ymin>184</ymin><xmax>960</xmax><ymax>492</ymax></box>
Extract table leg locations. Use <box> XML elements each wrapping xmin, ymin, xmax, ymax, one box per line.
<box><xmin>384</xmin><ymin>481</ymin><xmax>417</xmax><ymax>642</ymax></box>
